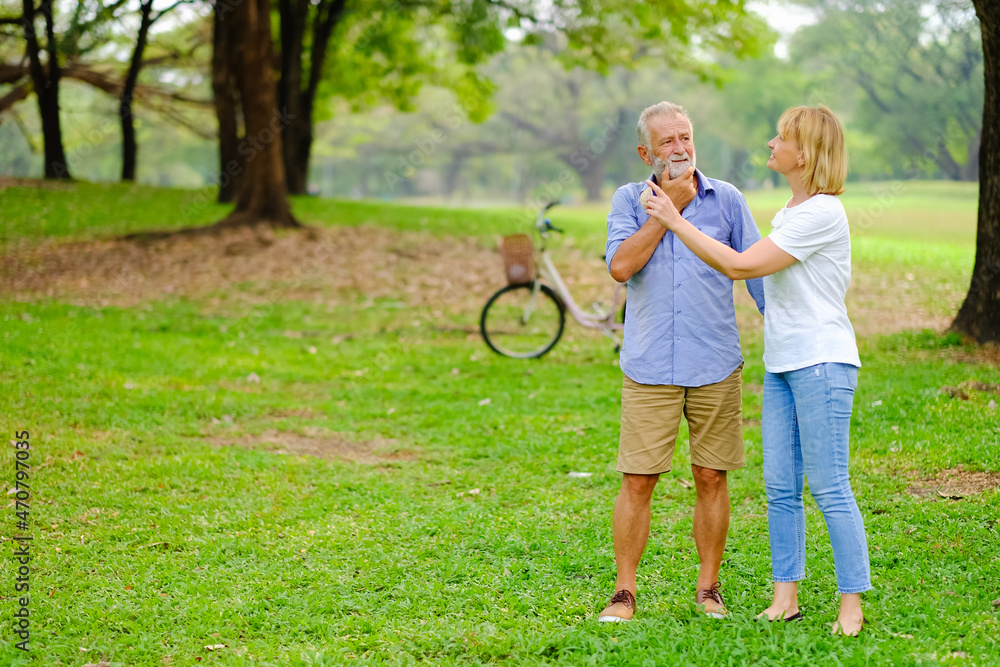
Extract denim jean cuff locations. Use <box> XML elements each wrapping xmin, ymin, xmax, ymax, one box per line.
<box><xmin>837</xmin><ymin>584</ymin><xmax>873</xmax><ymax>595</ymax></box>
<box><xmin>772</xmin><ymin>575</ymin><xmax>805</xmax><ymax>583</ymax></box>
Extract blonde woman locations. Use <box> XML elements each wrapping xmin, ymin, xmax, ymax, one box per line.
<box><xmin>642</xmin><ymin>105</ymin><xmax>870</xmax><ymax>636</ymax></box>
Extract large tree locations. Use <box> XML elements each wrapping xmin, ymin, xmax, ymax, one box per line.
<box><xmin>120</xmin><ymin>0</ymin><xmax>188</xmax><ymax>182</ymax></box>
<box><xmin>20</xmin><ymin>0</ymin><xmax>70</xmax><ymax>178</ymax></box>
<box><xmin>273</xmin><ymin>0</ymin><xmax>505</xmax><ymax>195</ymax></box>
<box><xmin>219</xmin><ymin>0</ymin><xmax>298</xmax><ymax>228</ymax></box>
<box><xmin>276</xmin><ymin>0</ymin><xmax>345</xmax><ymax>195</ymax></box>
<box><xmin>953</xmin><ymin>0</ymin><xmax>1000</xmax><ymax>343</ymax></box>
<box><xmin>1</xmin><ymin>0</ymin><xmax>204</xmax><ymax>180</ymax></box>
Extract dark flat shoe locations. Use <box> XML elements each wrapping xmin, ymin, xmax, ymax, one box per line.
<box><xmin>757</xmin><ymin>610</ymin><xmax>803</xmax><ymax>622</ymax></box>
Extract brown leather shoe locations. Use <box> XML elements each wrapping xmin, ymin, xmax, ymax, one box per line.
<box><xmin>598</xmin><ymin>588</ymin><xmax>636</xmax><ymax>623</ymax></box>
<box><xmin>695</xmin><ymin>582</ymin><xmax>727</xmax><ymax>618</ymax></box>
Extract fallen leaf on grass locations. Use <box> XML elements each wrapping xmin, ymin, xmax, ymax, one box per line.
<box><xmin>246</xmin><ymin>372</ymin><xmax>260</xmax><ymax>384</ymax></box>
<box><xmin>138</xmin><ymin>542</ymin><xmax>168</xmax><ymax>549</ymax></box>
<box><xmin>992</xmin><ymin>598</ymin><xmax>1000</xmax><ymax>607</ymax></box>
<box><xmin>949</xmin><ymin>652</ymin><xmax>968</xmax><ymax>659</ymax></box>
<box><xmin>937</xmin><ymin>488</ymin><xmax>964</xmax><ymax>500</ymax></box>
<box><xmin>458</xmin><ymin>488</ymin><xmax>481</xmax><ymax>497</ymax></box>
<box><xmin>568</xmin><ymin>472</ymin><xmax>593</xmax><ymax>478</ymax></box>
<box><xmin>677</xmin><ymin>479</ymin><xmax>694</xmax><ymax>489</ymax></box>
<box><xmin>478</xmin><ymin>398</ymin><xmax>491</xmax><ymax>406</ymax></box>
<box><xmin>888</xmin><ymin>631</ymin><xmax>914</xmax><ymax>639</ymax></box>
<box><xmin>940</xmin><ymin>386</ymin><xmax>971</xmax><ymax>400</ymax></box>
<box><xmin>204</xmin><ymin>644</ymin><xmax>228</xmax><ymax>651</ymax></box>
<box><xmin>82</xmin><ymin>662</ymin><xmax>112</xmax><ymax>667</ymax></box>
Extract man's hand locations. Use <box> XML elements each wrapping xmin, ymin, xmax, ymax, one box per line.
<box><xmin>644</xmin><ymin>179</ymin><xmax>683</xmax><ymax>230</ymax></box>
<box><xmin>659</xmin><ymin>165</ymin><xmax>698</xmax><ymax>211</ymax></box>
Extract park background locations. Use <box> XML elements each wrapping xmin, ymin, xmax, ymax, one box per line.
<box><xmin>1</xmin><ymin>0</ymin><xmax>999</xmax><ymax>665</ymax></box>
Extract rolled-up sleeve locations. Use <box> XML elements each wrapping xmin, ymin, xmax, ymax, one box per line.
<box><xmin>729</xmin><ymin>193</ymin><xmax>766</xmax><ymax>315</ymax></box>
<box><xmin>606</xmin><ymin>186</ymin><xmax>640</xmax><ymax>273</ymax></box>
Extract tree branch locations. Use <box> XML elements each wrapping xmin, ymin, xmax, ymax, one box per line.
<box><xmin>144</xmin><ymin>101</ymin><xmax>217</xmax><ymax>140</ymax></box>
<box><xmin>500</xmin><ymin>110</ymin><xmax>569</xmax><ymax>145</ymax></box>
<box><xmin>151</xmin><ymin>0</ymin><xmax>191</xmax><ymax>25</ymax></box>
<box><xmin>0</xmin><ymin>80</ymin><xmax>31</xmax><ymax>113</ymax></box>
<box><xmin>0</xmin><ymin>62</ymin><xmax>213</xmax><ymax>106</ymax></box>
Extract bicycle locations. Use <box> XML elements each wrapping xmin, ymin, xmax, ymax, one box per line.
<box><xmin>480</xmin><ymin>201</ymin><xmax>626</xmax><ymax>358</ymax></box>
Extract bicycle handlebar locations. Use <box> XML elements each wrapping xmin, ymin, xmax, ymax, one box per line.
<box><xmin>535</xmin><ymin>200</ymin><xmax>562</xmax><ymax>236</ymax></box>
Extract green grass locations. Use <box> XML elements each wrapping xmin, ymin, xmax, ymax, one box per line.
<box><xmin>0</xmin><ymin>179</ymin><xmax>979</xmax><ymax>249</ymax></box>
<box><xmin>0</xmin><ymin>182</ymin><xmax>998</xmax><ymax>665</ymax></box>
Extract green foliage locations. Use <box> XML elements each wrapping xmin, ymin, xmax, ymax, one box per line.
<box><xmin>318</xmin><ymin>0</ymin><xmax>771</xmax><ymax>129</ymax></box>
<box><xmin>790</xmin><ymin>0</ymin><xmax>983</xmax><ymax>181</ymax></box>
<box><xmin>0</xmin><ymin>187</ymin><xmax>998</xmax><ymax>665</ymax></box>
<box><xmin>547</xmin><ymin>0</ymin><xmax>774</xmax><ymax>77</ymax></box>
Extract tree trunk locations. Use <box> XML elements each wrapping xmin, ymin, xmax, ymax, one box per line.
<box><xmin>120</xmin><ymin>0</ymin><xmax>154</xmax><ymax>182</ymax></box>
<box><xmin>279</xmin><ymin>0</ymin><xmax>347</xmax><ymax>195</ymax></box>
<box><xmin>442</xmin><ymin>152</ymin><xmax>466</xmax><ymax>199</ymax></box>
<box><xmin>953</xmin><ymin>1</ymin><xmax>1000</xmax><ymax>344</ymax></box>
<box><xmin>278</xmin><ymin>0</ymin><xmax>308</xmax><ymax>194</ymax></box>
<box><xmin>579</xmin><ymin>158</ymin><xmax>606</xmax><ymax>202</ymax></box>
<box><xmin>212</xmin><ymin>2</ymin><xmax>242</xmax><ymax>203</ymax></box>
<box><xmin>222</xmin><ymin>0</ymin><xmax>299</xmax><ymax>228</ymax></box>
<box><xmin>23</xmin><ymin>0</ymin><xmax>70</xmax><ymax>179</ymax></box>
<box><xmin>727</xmin><ymin>148</ymin><xmax>751</xmax><ymax>189</ymax></box>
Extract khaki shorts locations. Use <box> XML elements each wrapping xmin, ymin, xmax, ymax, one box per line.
<box><xmin>617</xmin><ymin>364</ymin><xmax>745</xmax><ymax>474</ymax></box>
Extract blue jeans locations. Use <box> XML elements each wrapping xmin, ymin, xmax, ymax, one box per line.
<box><xmin>762</xmin><ymin>363</ymin><xmax>872</xmax><ymax>594</ymax></box>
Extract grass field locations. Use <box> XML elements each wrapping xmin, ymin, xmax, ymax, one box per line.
<box><xmin>1</xmin><ymin>180</ymin><xmax>998</xmax><ymax>666</ymax></box>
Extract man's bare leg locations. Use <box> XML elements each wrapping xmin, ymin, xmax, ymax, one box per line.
<box><xmin>600</xmin><ymin>473</ymin><xmax>659</xmax><ymax>619</ymax></box>
<box><xmin>691</xmin><ymin>464</ymin><xmax>729</xmax><ymax>615</ymax></box>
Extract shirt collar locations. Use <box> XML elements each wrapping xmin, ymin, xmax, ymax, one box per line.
<box><xmin>647</xmin><ymin>168</ymin><xmax>713</xmax><ymax>198</ymax></box>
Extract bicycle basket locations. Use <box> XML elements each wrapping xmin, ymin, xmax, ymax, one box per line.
<box><xmin>499</xmin><ymin>234</ymin><xmax>535</xmax><ymax>285</ymax></box>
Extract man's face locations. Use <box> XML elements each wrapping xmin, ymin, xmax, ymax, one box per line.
<box><xmin>639</xmin><ymin>114</ymin><xmax>696</xmax><ymax>181</ymax></box>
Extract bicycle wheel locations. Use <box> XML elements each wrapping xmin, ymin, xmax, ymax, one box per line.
<box><xmin>480</xmin><ymin>283</ymin><xmax>565</xmax><ymax>358</ymax></box>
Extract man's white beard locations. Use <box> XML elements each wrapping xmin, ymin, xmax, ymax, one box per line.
<box><xmin>652</xmin><ymin>151</ymin><xmax>695</xmax><ymax>180</ymax></box>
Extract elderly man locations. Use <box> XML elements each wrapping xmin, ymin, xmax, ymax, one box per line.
<box><xmin>598</xmin><ymin>101</ymin><xmax>766</xmax><ymax>622</ymax></box>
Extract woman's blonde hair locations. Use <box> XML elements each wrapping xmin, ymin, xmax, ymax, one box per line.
<box><xmin>777</xmin><ymin>105</ymin><xmax>848</xmax><ymax>196</ymax></box>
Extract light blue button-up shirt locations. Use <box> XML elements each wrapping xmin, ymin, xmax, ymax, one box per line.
<box><xmin>606</xmin><ymin>170</ymin><xmax>766</xmax><ymax>387</ymax></box>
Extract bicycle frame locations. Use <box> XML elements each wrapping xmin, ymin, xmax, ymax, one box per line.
<box><xmin>531</xmin><ymin>202</ymin><xmax>625</xmax><ymax>344</ymax></box>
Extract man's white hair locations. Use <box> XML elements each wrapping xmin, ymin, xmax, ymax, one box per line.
<box><xmin>637</xmin><ymin>102</ymin><xmax>691</xmax><ymax>149</ymax></box>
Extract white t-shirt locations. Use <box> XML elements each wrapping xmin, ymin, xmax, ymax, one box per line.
<box><xmin>763</xmin><ymin>194</ymin><xmax>861</xmax><ymax>373</ymax></box>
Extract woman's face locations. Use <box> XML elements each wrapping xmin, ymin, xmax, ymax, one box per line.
<box><xmin>766</xmin><ymin>133</ymin><xmax>803</xmax><ymax>175</ymax></box>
